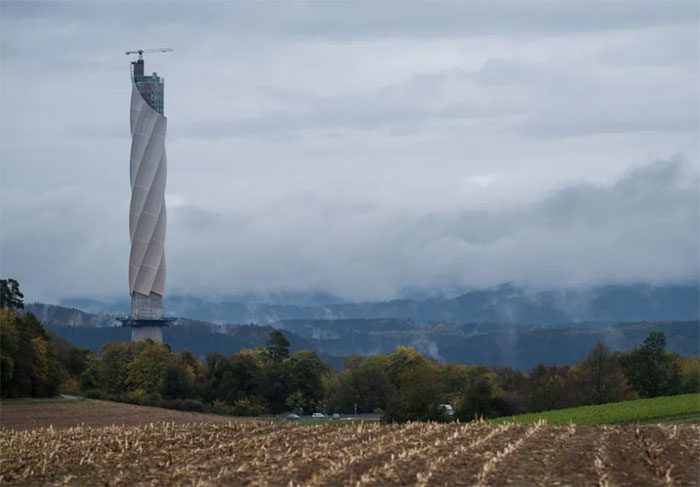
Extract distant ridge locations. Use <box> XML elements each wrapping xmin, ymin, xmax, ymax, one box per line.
<box><xmin>59</xmin><ymin>282</ymin><xmax>700</xmax><ymax>325</ymax></box>
<box><xmin>26</xmin><ymin>303</ymin><xmax>699</xmax><ymax>371</ymax></box>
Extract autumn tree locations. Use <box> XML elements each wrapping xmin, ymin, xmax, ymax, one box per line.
<box><xmin>0</xmin><ymin>309</ymin><xmax>63</xmax><ymax>398</ymax></box>
<box><xmin>678</xmin><ymin>356</ymin><xmax>700</xmax><ymax>393</ymax></box>
<box><xmin>574</xmin><ymin>342</ymin><xmax>631</xmax><ymax>405</ymax></box>
<box><xmin>97</xmin><ymin>342</ymin><xmax>142</xmax><ymax>394</ymax></box>
<box><xmin>125</xmin><ymin>341</ymin><xmax>174</xmax><ymax>393</ymax></box>
<box><xmin>526</xmin><ymin>364</ymin><xmax>574</xmax><ymax>412</ymax></box>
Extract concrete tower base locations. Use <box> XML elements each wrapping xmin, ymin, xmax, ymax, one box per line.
<box><xmin>117</xmin><ymin>317</ymin><xmax>175</xmax><ymax>344</ymax></box>
<box><xmin>131</xmin><ymin>325</ymin><xmax>164</xmax><ymax>343</ymax></box>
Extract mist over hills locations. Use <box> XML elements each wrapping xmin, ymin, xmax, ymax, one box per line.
<box><xmin>26</xmin><ymin>281</ymin><xmax>700</xmax><ymax>370</ymax></box>
<box><xmin>59</xmin><ymin>283</ymin><xmax>699</xmax><ymax>325</ymax></box>
<box><xmin>27</xmin><ymin>305</ymin><xmax>346</xmax><ymax>369</ymax></box>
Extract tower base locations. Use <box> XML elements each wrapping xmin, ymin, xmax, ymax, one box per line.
<box><xmin>116</xmin><ymin>317</ymin><xmax>175</xmax><ymax>344</ymax></box>
<box><xmin>132</xmin><ymin>325</ymin><xmax>164</xmax><ymax>342</ymax></box>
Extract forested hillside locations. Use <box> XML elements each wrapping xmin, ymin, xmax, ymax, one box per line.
<box><xmin>275</xmin><ymin>319</ymin><xmax>700</xmax><ymax>369</ymax></box>
<box><xmin>28</xmin><ymin>303</ymin><xmax>699</xmax><ymax>370</ymax></box>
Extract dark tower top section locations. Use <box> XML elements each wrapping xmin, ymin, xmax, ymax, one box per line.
<box><xmin>132</xmin><ymin>59</ymin><xmax>164</xmax><ymax>114</ymax></box>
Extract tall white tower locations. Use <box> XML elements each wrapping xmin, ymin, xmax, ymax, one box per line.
<box><xmin>119</xmin><ymin>49</ymin><xmax>175</xmax><ymax>342</ymax></box>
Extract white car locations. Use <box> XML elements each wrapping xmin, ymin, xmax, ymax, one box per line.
<box><xmin>311</xmin><ymin>412</ymin><xmax>325</xmax><ymax>418</ymax></box>
<box><xmin>438</xmin><ymin>404</ymin><xmax>454</xmax><ymax>416</ymax></box>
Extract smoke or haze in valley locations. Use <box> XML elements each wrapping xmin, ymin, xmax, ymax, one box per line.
<box><xmin>1</xmin><ymin>1</ymin><xmax>698</xmax><ymax>302</ymax></box>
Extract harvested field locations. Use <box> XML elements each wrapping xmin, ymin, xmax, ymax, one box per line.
<box><xmin>0</xmin><ymin>399</ymin><xmax>234</xmax><ymax>431</ymax></box>
<box><xmin>1</xmin><ymin>421</ymin><xmax>698</xmax><ymax>486</ymax></box>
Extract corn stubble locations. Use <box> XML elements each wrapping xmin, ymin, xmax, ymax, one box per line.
<box><xmin>1</xmin><ymin>421</ymin><xmax>698</xmax><ymax>486</ymax></box>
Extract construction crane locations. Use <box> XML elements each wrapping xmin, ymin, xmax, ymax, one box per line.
<box><xmin>125</xmin><ymin>48</ymin><xmax>173</xmax><ymax>61</ymax></box>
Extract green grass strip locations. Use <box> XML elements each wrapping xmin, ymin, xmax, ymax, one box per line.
<box><xmin>491</xmin><ymin>393</ymin><xmax>700</xmax><ymax>425</ymax></box>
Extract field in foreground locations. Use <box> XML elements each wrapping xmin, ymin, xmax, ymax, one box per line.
<box><xmin>1</xmin><ymin>421</ymin><xmax>699</xmax><ymax>486</ymax></box>
<box><xmin>0</xmin><ymin>399</ymin><xmax>235</xmax><ymax>430</ymax></box>
<box><xmin>493</xmin><ymin>393</ymin><xmax>700</xmax><ymax>425</ymax></box>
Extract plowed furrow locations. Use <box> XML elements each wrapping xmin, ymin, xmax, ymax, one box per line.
<box><xmin>605</xmin><ymin>426</ymin><xmax>665</xmax><ymax>487</ymax></box>
<box><xmin>661</xmin><ymin>425</ymin><xmax>700</xmax><ymax>486</ymax></box>
<box><xmin>410</xmin><ymin>424</ymin><xmax>529</xmax><ymax>486</ymax></box>
<box><xmin>309</xmin><ymin>422</ymin><xmax>454</xmax><ymax>486</ymax></box>
<box><xmin>246</xmin><ymin>422</ymin><xmax>399</xmax><ymax>485</ymax></box>
<box><xmin>674</xmin><ymin>425</ymin><xmax>700</xmax><ymax>452</ymax></box>
<box><xmin>358</xmin><ymin>423</ymin><xmax>502</xmax><ymax>486</ymax></box>
<box><xmin>486</xmin><ymin>424</ymin><xmax>577</xmax><ymax>486</ymax></box>
<box><xmin>475</xmin><ymin>421</ymin><xmax>544</xmax><ymax>486</ymax></box>
<box><xmin>223</xmin><ymin>423</ymin><xmax>373</xmax><ymax>485</ymax></box>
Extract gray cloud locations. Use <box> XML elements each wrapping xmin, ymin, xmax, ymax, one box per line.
<box><xmin>3</xmin><ymin>1</ymin><xmax>696</xmax><ymax>42</ymax></box>
<box><xmin>156</xmin><ymin>158</ymin><xmax>699</xmax><ymax>300</ymax></box>
<box><xmin>1</xmin><ymin>2</ymin><xmax>698</xmax><ymax>302</ymax></box>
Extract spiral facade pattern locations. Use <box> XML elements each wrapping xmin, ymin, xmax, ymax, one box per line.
<box><xmin>128</xmin><ymin>78</ymin><xmax>167</xmax><ymax>318</ymax></box>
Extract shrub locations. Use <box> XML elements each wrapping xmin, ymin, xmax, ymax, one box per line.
<box><xmin>232</xmin><ymin>398</ymin><xmax>266</xmax><ymax>416</ymax></box>
<box><xmin>82</xmin><ymin>389</ymin><xmax>103</xmax><ymax>399</ymax></box>
<box><xmin>60</xmin><ymin>377</ymin><xmax>81</xmax><ymax>395</ymax></box>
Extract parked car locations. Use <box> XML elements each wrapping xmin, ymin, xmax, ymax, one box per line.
<box><xmin>311</xmin><ymin>412</ymin><xmax>325</xmax><ymax>418</ymax></box>
<box><xmin>438</xmin><ymin>404</ymin><xmax>454</xmax><ymax>416</ymax></box>
<box><xmin>285</xmin><ymin>413</ymin><xmax>301</xmax><ymax>421</ymax></box>
<box><xmin>332</xmin><ymin>413</ymin><xmax>340</xmax><ymax>420</ymax></box>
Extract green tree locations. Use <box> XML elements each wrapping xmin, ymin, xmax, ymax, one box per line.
<box><xmin>204</xmin><ymin>350</ymin><xmax>265</xmax><ymax>405</ymax></box>
<box><xmin>125</xmin><ymin>341</ymin><xmax>174</xmax><ymax>393</ymax></box>
<box><xmin>97</xmin><ymin>342</ymin><xmax>141</xmax><ymax>394</ymax></box>
<box><xmin>52</xmin><ymin>335</ymin><xmax>92</xmax><ymax>378</ymax></box>
<box><xmin>387</xmin><ymin>346</ymin><xmax>430</xmax><ymax>389</ymax></box>
<box><xmin>440</xmin><ymin>363</ymin><xmax>472</xmax><ymax>398</ymax></box>
<box><xmin>80</xmin><ymin>355</ymin><xmax>99</xmax><ymax>390</ymax></box>
<box><xmin>284</xmin><ymin>390</ymin><xmax>304</xmax><ymax>414</ymax></box>
<box><xmin>231</xmin><ymin>398</ymin><xmax>266</xmax><ymax>416</ymax></box>
<box><xmin>287</xmin><ymin>350</ymin><xmax>330</xmax><ymax>414</ymax></box>
<box><xmin>0</xmin><ymin>278</ymin><xmax>24</xmax><ymax>310</ymax></box>
<box><xmin>161</xmin><ymin>363</ymin><xmax>194</xmax><ymax>399</ymax></box>
<box><xmin>456</xmin><ymin>373</ymin><xmax>516</xmax><ymax>421</ymax></box>
<box><xmin>262</xmin><ymin>360</ymin><xmax>291</xmax><ymax>413</ymax></box>
<box><xmin>329</xmin><ymin>356</ymin><xmax>393</xmax><ymax>414</ymax></box>
<box><xmin>0</xmin><ymin>309</ymin><xmax>20</xmax><ymax>388</ymax></box>
<box><xmin>620</xmin><ymin>331</ymin><xmax>682</xmax><ymax>398</ymax></box>
<box><xmin>493</xmin><ymin>366</ymin><xmax>528</xmax><ymax>393</ymax></box>
<box><xmin>384</xmin><ymin>363</ymin><xmax>444</xmax><ymax>422</ymax></box>
<box><xmin>266</xmin><ymin>330</ymin><xmax>290</xmax><ymax>363</ymax></box>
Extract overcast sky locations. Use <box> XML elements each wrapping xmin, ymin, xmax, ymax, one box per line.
<box><xmin>1</xmin><ymin>1</ymin><xmax>699</xmax><ymax>303</ymax></box>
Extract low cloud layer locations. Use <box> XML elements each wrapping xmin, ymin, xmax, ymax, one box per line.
<box><xmin>3</xmin><ymin>157</ymin><xmax>696</xmax><ymax>302</ymax></box>
<box><xmin>163</xmin><ymin>158</ymin><xmax>699</xmax><ymax>299</ymax></box>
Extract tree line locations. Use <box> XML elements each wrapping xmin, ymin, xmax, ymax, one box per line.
<box><xmin>1</xmin><ymin>279</ymin><xmax>698</xmax><ymax>421</ymax></box>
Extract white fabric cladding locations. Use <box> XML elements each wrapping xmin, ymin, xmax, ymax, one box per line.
<box><xmin>128</xmin><ymin>80</ymin><xmax>167</xmax><ymax>297</ymax></box>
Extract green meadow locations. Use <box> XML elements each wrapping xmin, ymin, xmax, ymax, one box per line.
<box><xmin>492</xmin><ymin>393</ymin><xmax>700</xmax><ymax>425</ymax></box>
